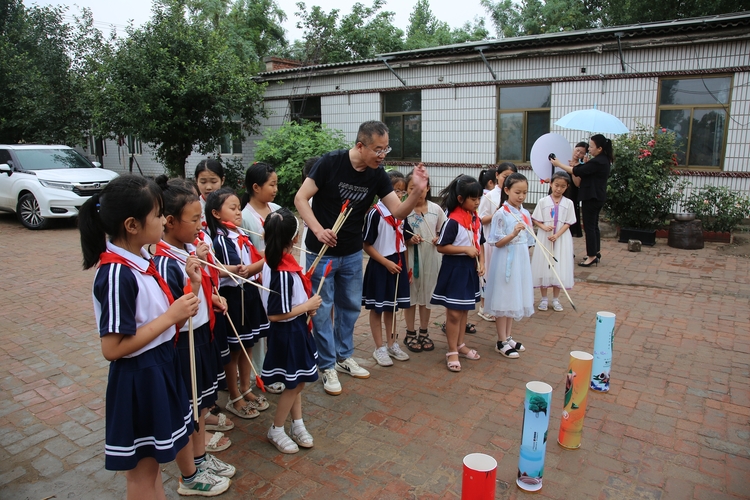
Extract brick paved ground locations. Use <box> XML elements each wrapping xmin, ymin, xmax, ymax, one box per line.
<box><xmin>0</xmin><ymin>213</ymin><xmax>748</xmax><ymax>499</ymax></box>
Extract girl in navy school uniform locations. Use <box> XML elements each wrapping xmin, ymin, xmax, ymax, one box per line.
<box><xmin>78</xmin><ymin>175</ymin><xmax>230</xmax><ymax>497</ymax></box>
<box><xmin>205</xmin><ymin>187</ymin><xmax>271</xmax><ymax>420</ymax></box>
<box><xmin>430</xmin><ymin>175</ymin><xmax>485</xmax><ymax>373</ymax></box>
<box><xmin>152</xmin><ymin>177</ymin><xmax>236</xmax><ymax>477</ymax></box>
<box><xmin>260</xmin><ymin>208</ymin><xmax>322</xmax><ymax>454</ymax></box>
<box><xmin>362</xmin><ymin>170</ymin><xmax>413</xmax><ymax>367</ymax></box>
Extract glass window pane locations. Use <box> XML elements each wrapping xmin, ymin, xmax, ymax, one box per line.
<box><xmin>688</xmin><ymin>108</ymin><xmax>725</xmax><ymax>167</ymax></box>
<box><xmin>659</xmin><ymin>77</ymin><xmax>731</xmax><ymax>106</ymax></box>
<box><xmin>232</xmin><ymin>137</ymin><xmax>243</xmax><ymax>154</ymax></box>
<box><xmin>500</xmin><ymin>86</ymin><xmax>551</xmax><ymax>109</ymax></box>
<box><xmin>220</xmin><ymin>135</ymin><xmax>231</xmax><ymax>154</ymax></box>
<box><xmin>384</xmin><ymin>115</ymin><xmax>402</xmax><ymax>158</ymax></box>
<box><xmin>526</xmin><ymin>111</ymin><xmax>550</xmax><ymax>162</ymax></box>
<box><xmin>498</xmin><ymin>112</ymin><xmax>523</xmax><ymax>160</ymax></box>
<box><xmin>402</xmin><ymin>114</ymin><xmax>421</xmax><ymax>159</ymax></box>
<box><xmin>384</xmin><ymin>91</ymin><xmax>421</xmax><ymax>113</ymax></box>
<box><xmin>659</xmin><ymin>109</ymin><xmax>690</xmax><ymax>164</ymax></box>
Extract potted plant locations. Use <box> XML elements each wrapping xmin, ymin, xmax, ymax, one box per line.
<box><xmin>684</xmin><ymin>186</ymin><xmax>750</xmax><ymax>243</ymax></box>
<box><xmin>605</xmin><ymin>127</ymin><xmax>683</xmax><ymax>246</ymax></box>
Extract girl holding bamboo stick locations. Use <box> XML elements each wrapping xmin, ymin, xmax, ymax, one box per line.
<box><xmin>152</xmin><ymin>177</ymin><xmax>237</xmax><ymax>481</ymax></box>
<box><xmin>485</xmin><ymin>173</ymin><xmax>534</xmax><ymax>358</ymax></box>
<box><xmin>430</xmin><ymin>175</ymin><xmax>485</xmax><ymax>373</ymax></box>
<box><xmin>362</xmin><ymin>170</ymin><xmax>413</xmax><ymax>367</ymax></box>
<box><xmin>260</xmin><ymin>208</ymin><xmax>322</xmax><ymax>453</ymax></box>
<box><xmin>79</xmin><ymin>175</ymin><xmax>230</xmax><ymax>497</ymax></box>
<box><xmin>206</xmin><ymin>187</ymin><xmax>270</xmax><ymax>420</ymax></box>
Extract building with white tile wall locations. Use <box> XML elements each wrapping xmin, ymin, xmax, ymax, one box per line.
<box><xmin>87</xmin><ymin>12</ymin><xmax>750</xmax><ymax>206</ymax></box>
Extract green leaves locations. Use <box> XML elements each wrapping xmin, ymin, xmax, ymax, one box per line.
<box><xmin>684</xmin><ymin>186</ymin><xmax>750</xmax><ymax>233</ymax></box>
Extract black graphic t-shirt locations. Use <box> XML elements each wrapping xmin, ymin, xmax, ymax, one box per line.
<box><xmin>306</xmin><ymin>149</ymin><xmax>393</xmax><ymax>256</ymax></box>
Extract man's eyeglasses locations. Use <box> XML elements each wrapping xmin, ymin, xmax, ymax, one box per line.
<box><xmin>362</xmin><ymin>144</ymin><xmax>392</xmax><ymax>157</ymax></box>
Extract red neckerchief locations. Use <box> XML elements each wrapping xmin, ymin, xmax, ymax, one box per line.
<box><xmin>155</xmin><ymin>240</ymin><xmax>215</xmax><ymax>336</ymax></box>
<box><xmin>374</xmin><ymin>202</ymin><xmax>404</xmax><ymax>266</ymax></box>
<box><xmin>448</xmin><ymin>206</ymin><xmax>480</xmax><ymax>251</ymax></box>
<box><xmin>98</xmin><ymin>250</ymin><xmax>179</xmax><ymax>340</ymax></box>
<box><xmin>503</xmin><ymin>202</ymin><xmax>531</xmax><ymax>226</ymax></box>
<box><xmin>276</xmin><ymin>253</ymin><xmax>313</xmax><ymax>332</ymax></box>
<box><xmin>198</xmin><ymin>231</ymin><xmax>221</xmax><ymax>288</ymax></box>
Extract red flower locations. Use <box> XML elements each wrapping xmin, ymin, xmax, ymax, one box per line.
<box><xmin>661</xmin><ymin>128</ymin><xmax>667</xmax><ymax>132</ymax></box>
<box><xmin>647</xmin><ymin>140</ymin><xmax>655</xmax><ymax>147</ymax></box>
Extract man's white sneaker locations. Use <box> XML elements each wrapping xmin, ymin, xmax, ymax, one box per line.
<box><xmin>387</xmin><ymin>343</ymin><xmax>410</xmax><ymax>361</ymax></box>
<box><xmin>321</xmin><ymin>368</ymin><xmax>342</xmax><ymax>395</ymax></box>
<box><xmin>335</xmin><ymin>358</ymin><xmax>371</xmax><ymax>379</ymax></box>
<box><xmin>373</xmin><ymin>346</ymin><xmax>394</xmax><ymax>367</ymax></box>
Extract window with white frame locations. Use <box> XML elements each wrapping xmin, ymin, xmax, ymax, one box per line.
<box><xmin>657</xmin><ymin>76</ymin><xmax>731</xmax><ymax>168</ymax></box>
<box><xmin>87</xmin><ymin>135</ymin><xmax>107</xmax><ymax>157</ymax></box>
<box><xmin>383</xmin><ymin>91</ymin><xmax>421</xmax><ymax>160</ymax></box>
<box><xmin>497</xmin><ymin>85</ymin><xmax>551</xmax><ymax>163</ymax></box>
<box><xmin>126</xmin><ymin>135</ymin><xmax>142</xmax><ymax>155</ymax></box>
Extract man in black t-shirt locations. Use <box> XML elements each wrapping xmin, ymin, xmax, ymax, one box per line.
<box><xmin>295</xmin><ymin>120</ymin><xmax>429</xmax><ymax>396</ymax></box>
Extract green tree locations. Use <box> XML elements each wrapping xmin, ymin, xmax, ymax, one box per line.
<box><xmin>0</xmin><ymin>1</ymin><xmax>104</xmax><ymax>145</ymax></box>
<box><xmin>94</xmin><ymin>1</ymin><xmax>266</xmax><ymax>177</ymax></box>
<box><xmin>601</xmin><ymin>0</ymin><xmax>750</xmax><ymax>26</ymax></box>
<box><xmin>481</xmin><ymin>0</ymin><xmax>594</xmax><ymax>37</ymax></box>
<box><xmin>253</xmin><ymin>121</ymin><xmax>348</xmax><ymax>208</ymax></box>
<box><xmin>225</xmin><ymin>0</ymin><xmax>288</xmax><ymax>71</ymax></box>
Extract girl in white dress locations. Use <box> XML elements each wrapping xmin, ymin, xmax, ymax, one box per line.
<box><xmin>531</xmin><ymin>171</ymin><xmax>576</xmax><ymax>312</ymax></box>
<box><xmin>485</xmin><ymin>173</ymin><xmax>534</xmax><ymax>358</ymax></box>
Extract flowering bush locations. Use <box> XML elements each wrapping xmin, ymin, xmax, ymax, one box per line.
<box><xmin>606</xmin><ymin>127</ymin><xmax>682</xmax><ymax>230</ymax></box>
<box><xmin>684</xmin><ymin>186</ymin><xmax>750</xmax><ymax>232</ymax></box>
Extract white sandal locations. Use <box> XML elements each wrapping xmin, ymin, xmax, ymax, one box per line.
<box><xmin>268</xmin><ymin>427</ymin><xmax>299</xmax><ymax>454</ymax></box>
<box><xmin>241</xmin><ymin>389</ymin><xmax>270</xmax><ymax>411</ymax></box>
<box><xmin>205</xmin><ymin>412</ymin><xmax>234</xmax><ymax>432</ymax></box>
<box><xmin>291</xmin><ymin>426</ymin><xmax>314</xmax><ymax>448</ymax></box>
<box><xmin>205</xmin><ymin>431</ymin><xmax>231</xmax><ymax>452</ymax></box>
<box><xmin>225</xmin><ymin>395</ymin><xmax>260</xmax><ymax>419</ymax></box>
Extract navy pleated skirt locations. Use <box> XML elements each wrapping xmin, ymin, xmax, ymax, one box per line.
<box><xmin>211</xmin><ymin>313</ymin><xmax>230</xmax><ymax>388</ymax></box>
<box><xmin>175</xmin><ymin>323</ymin><xmax>221</xmax><ymax>412</ymax></box>
<box><xmin>362</xmin><ymin>252</ymin><xmax>411</xmax><ymax>313</ymax></box>
<box><xmin>105</xmin><ymin>340</ymin><xmax>193</xmax><ymax>471</ymax></box>
<box><xmin>220</xmin><ymin>284</ymin><xmax>269</xmax><ymax>351</ymax></box>
<box><xmin>261</xmin><ymin>315</ymin><xmax>319</xmax><ymax>390</ymax></box>
<box><xmin>430</xmin><ymin>255</ymin><xmax>480</xmax><ymax>310</ymax></box>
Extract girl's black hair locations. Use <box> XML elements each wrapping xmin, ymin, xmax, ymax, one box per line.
<box><xmin>155</xmin><ymin>175</ymin><xmax>199</xmax><ymax>220</ymax></box>
<box><xmin>497</xmin><ymin>162</ymin><xmax>519</xmax><ymax>204</ymax></box>
<box><xmin>388</xmin><ymin>169</ymin><xmax>405</xmax><ymax>187</ymax></box>
<box><xmin>550</xmin><ymin>170</ymin><xmax>571</xmax><ymax>186</ymax></box>
<box><xmin>204</xmin><ymin>187</ymin><xmax>238</xmax><ymax>237</ymax></box>
<box><xmin>241</xmin><ymin>162</ymin><xmax>275</xmax><ymax>209</ymax></box>
<box><xmin>590</xmin><ymin>134</ymin><xmax>614</xmax><ymax>163</ymax></box>
<box><xmin>405</xmin><ymin>169</ymin><xmax>432</xmax><ymax>200</ymax></box>
<box><xmin>575</xmin><ymin>141</ymin><xmax>589</xmax><ymax>151</ymax></box>
<box><xmin>303</xmin><ymin>157</ymin><xmax>319</xmax><ymax>179</ymax></box>
<box><xmin>264</xmin><ymin>208</ymin><xmax>299</xmax><ymax>270</ymax></box>
<box><xmin>79</xmin><ymin>175</ymin><xmax>163</xmax><ymax>270</ymax></box>
<box><xmin>479</xmin><ymin>167</ymin><xmax>497</xmax><ymax>189</ymax></box>
<box><xmin>194</xmin><ymin>159</ymin><xmax>225</xmax><ymax>180</ymax></box>
<box><xmin>439</xmin><ymin>174</ymin><xmax>483</xmax><ymax>212</ymax></box>
<box><xmin>503</xmin><ymin>172</ymin><xmax>529</xmax><ymax>196</ymax></box>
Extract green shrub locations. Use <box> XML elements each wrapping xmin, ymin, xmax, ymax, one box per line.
<box><xmin>253</xmin><ymin>121</ymin><xmax>349</xmax><ymax>209</ymax></box>
<box><xmin>606</xmin><ymin>127</ymin><xmax>683</xmax><ymax>230</ymax></box>
<box><xmin>684</xmin><ymin>186</ymin><xmax>750</xmax><ymax>232</ymax></box>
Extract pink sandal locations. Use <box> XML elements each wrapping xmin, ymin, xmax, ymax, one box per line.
<box><xmin>445</xmin><ymin>352</ymin><xmax>461</xmax><ymax>372</ymax></box>
<box><xmin>458</xmin><ymin>343</ymin><xmax>480</xmax><ymax>360</ymax></box>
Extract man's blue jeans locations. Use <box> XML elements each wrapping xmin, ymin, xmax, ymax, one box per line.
<box><xmin>306</xmin><ymin>250</ymin><xmax>363</xmax><ymax>371</ymax></box>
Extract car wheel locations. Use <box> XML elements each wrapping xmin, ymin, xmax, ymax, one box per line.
<box><xmin>17</xmin><ymin>192</ymin><xmax>50</xmax><ymax>229</ymax></box>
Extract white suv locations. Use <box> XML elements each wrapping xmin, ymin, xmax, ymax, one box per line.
<box><xmin>0</xmin><ymin>145</ymin><xmax>119</xmax><ymax>229</ymax></box>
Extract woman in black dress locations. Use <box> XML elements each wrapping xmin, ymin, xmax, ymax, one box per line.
<box><xmin>551</xmin><ymin>134</ymin><xmax>613</xmax><ymax>267</ymax></box>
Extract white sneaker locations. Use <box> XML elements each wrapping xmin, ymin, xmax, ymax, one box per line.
<box><xmin>552</xmin><ymin>300</ymin><xmax>563</xmax><ymax>312</ymax></box>
<box><xmin>387</xmin><ymin>343</ymin><xmax>410</xmax><ymax>361</ymax></box>
<box><xmin>266</xmin><ymin>382</ymin><xmax>285</xmax><ymax>394</ymax></box>
<box><xmin>321</xmin><ymin>368</ymin><xmax>342</xmax><ymax>395</ymax></box>
<box><xmin>373</xmin><ymin>346</ymin><xmax>394</xmax><ymax>366</ymax></box>
<box><xmin>538</xmin><ymin>300</ymin><xmax>548</xmax><ymax>311</ymax></box>
<box><xmin>178</xmin><ymin>469</ymin><xmax>231</xmax><ymax>496</ymax></box>
<box><xmin>335</xmin><ymin>358</ymin><xmax>371</xmax><ymax>379</ymax></box>
<box><xmin>200</xmin><ymin>453</ymin><xmax>236</xmax><ymax>478</ymax></box>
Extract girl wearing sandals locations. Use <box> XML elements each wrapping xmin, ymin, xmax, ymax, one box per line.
<box><xmin>477</xmin><ymin>167</ymin><xmax>497</xmax><ymax>322</ymax></box>
<box><xmin>403</xmin><ymin>171</ymin><xmax>445</xmax><ymax>354</ymax></box>
<box><xmin>362</xmin><ymin>171</ymin><xmax>413</xmax><ymax>367</ymax></box>
<box><xmin>260</xmin><ymin>208</ymin><xmax>322</xmax><ymax>453</ymax></box>
<box><xmin>206</xmin><ymin>188</ymin><xmax>271</xmax><ymax>420</ymax></box>
<box><xmin>485</xmin><ymin>173</ymin><xmax>534</xmax><ymax>358</ymax></box>
<box><xmin>430</xmin><ymin>175</ymin><xmax>485</xmax><ymax>372</ymax></box>
<box><xmin>152</xmin><ymin>177</ymin><xmax>237</xmax><ymax>482</ymax></box>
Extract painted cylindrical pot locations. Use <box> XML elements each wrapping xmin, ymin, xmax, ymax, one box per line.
<box><xmin>590</xmin><ymin>311</ymin><xmax>616</xmax><ymax>392</ymax></box>
<box><xmin>461</xmin><ymin>453</ymin><xmax>497</xmax><ymax>499</ymax></box>
<box><xmin>558</xmin><ymin>351</ymin><xmax>594</xmax><ymax>449</ymax></box>
<box><xmin>517</xmin><ymin>381</ymin><xmax>553</xmax><ymax>492</ymax></box>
